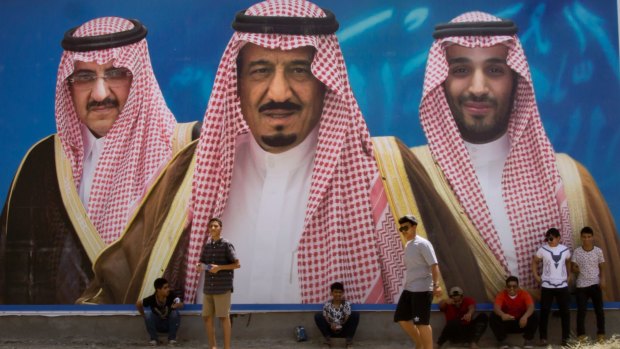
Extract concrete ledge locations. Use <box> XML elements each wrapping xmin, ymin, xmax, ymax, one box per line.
<box><xmin>0</xmin><ymin>308</ymin><xmax>617</xmax><ymax>348</ymax></box>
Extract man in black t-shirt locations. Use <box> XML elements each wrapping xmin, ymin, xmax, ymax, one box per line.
<box><xmin>136</xmin><ymin>277</ymin><xmax>184</xmax><ymax>346</ymax></box>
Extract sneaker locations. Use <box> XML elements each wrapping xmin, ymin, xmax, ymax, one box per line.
<box><xmin>148</xmin><ymin>339</ymin><xmax>158</xmax><ymax>346</ymax></box>
<box><xmin>168</xmin><ymin>339</ymin><xmax>177</xmax><ymax>346</ymax></box>
<box><xmin>523</xmin><ymin>339</ymin><xmax>534</xmax><ymax>349</ymax></box>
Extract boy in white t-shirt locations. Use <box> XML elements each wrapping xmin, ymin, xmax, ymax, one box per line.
<box><xmin>531</xmin><ymin>228</ymin><xmax>571</xmax><ymax>346</ymax></box>
<box><xmin>572</xmin><ymin>226</ymin><xmax>606</xmax><ymax>343</ymax></box>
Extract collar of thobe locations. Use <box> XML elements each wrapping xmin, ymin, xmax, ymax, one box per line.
<box><xmin>463</xmin><ymin>132</ymin><xmax>510</xmax><ymax>166</ymax></box>
<box><xmin>80</xmin><ymin>123</ymin><xmax>106</xmax><ymax>161</ymax></box>
<box><xmin>247</xmin><ymin>124</ymin><xmax>319</xmax><ymax>173</ymax></box>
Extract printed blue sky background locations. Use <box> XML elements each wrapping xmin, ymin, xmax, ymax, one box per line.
<box><xmin>1</xmin><ymin>0</ymin><xmax>618</xmax><ymax>227</ymax></box>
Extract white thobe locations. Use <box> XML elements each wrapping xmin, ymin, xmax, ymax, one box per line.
<box><xmin>78</xmin><ymin>125</ymin><xmax>106</xmax><ymax>211</ymax></box>
<box><xmin>220</xmin><ymin>127</ymin><xmax>318</xmax><ymax>303</ymax></box>
<box><xmin>464</xmin><ymin>133</ymin><xmax>519</xmax><ymax>276</ymax></box>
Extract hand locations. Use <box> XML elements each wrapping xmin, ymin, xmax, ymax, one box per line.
<box><xmin>519</xmin><ymin>316</ymin><xmax>528</xmax><ymax>328</ymax></box>
<box><xmin>432</xmin><ymin>286</ymin><xmax>442</xmax><ymax>298</ymax></box>
<box><xmin>208</xmin><ymin>264</ymin><xmax>220</xmax><ymax>273</ymax></box>
<box><xmin>501</xmin><ymin>313</ymin><xmax>515</xmax><ymax>321</ymax></box>
<box><xmin>461</xmin><ymin>313</ymin><xmax>472</xmax><ymax>322</ymax></box>
<box><xmin>445</xmin><ymin>298</ymin><xmax>455</xmax><ymax>305</ymax></box>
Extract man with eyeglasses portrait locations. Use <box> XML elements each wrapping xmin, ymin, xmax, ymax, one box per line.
<box><xmin>0</xmin><ymin>17</ymin><xmax>199</xmax><ymax>304</ymax></box>
<box><xmin>489</xmin><ymin>276</ymin><xmax>538</xmax><ymax>349</ymax></box>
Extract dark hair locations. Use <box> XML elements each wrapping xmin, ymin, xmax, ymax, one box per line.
<box><xmin>398</xmin><ymin>215</ymin><xmax>418</xmax><ymax>226</ymax></box>
<box><xmin>330</xmin><ymin>282</ymin><xmax>344</xmax><ymax>292</ymax></box>
<box><xmin>580</xmin><ymin>226</ymin><xmax>594</xmax><ymax>235</ymax></box>
<box><xmin>505</xmin><ymin>276</ymin><xmax>519</xmax><ymax>285</ymax></box>
<box><xmin>208</xmin><ymin>217</ymin><xmax>223</xmax><ymax>227</ymax></box>
<box><xmin>545</xmin><ymin>227</ymin><xmax>560</xmax><ymax>239</ymax></box>
<box><xmin>154</xmin><ymin>277</ymin><xmax>168</xmax><ymax>290</ymax></box>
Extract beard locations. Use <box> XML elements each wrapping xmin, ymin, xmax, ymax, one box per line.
<box><xmin>261</xmin><ymin>133</ymin><xmax>298</xmax><ymax>148</ymax></box>
<box><xmin>449</xmin><ymin>95</ymin><xmax>511</xmax><ymax>144</ymax></box>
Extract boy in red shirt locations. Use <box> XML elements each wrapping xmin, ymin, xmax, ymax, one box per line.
<box><xmin>490</xmin><ymin>276</ymin><xmax>538</xmax><ymax>349</ymax></box>
<box><xmin>436</xmin><ymin>286</ymin><xmax>488</xmax><ymax>348</ymax></box>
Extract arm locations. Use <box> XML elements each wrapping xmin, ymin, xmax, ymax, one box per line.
<box><xmin>519</xmin><ymin>301</ymin><xmax>535</xmax><ymax>328</ymax></box>
<box><xmin>493</xmin><ymin>301</ymin><xmax>514</xmax><ymax>321</ymax></box>
<box><xmin>571</xmin><ymin>261</ymin><xmax>580</xmax><ymax>274</ymax></box>
<box><xmin>599</xmin><ymin>262</ymin><xmax>606</xmax><ymax>290</ymax></box>
<box><xmin>136</xmin><ymin>299</ymin><xmax>145</xmax><ymax>317</ymax></box>
<box><xmin>438</xmin><ymin>297</ymin><xmax>450</xmax><ymax>310</ymax></box>
<box><xmin>565</xmin><ymin>256</ymin><xmax>572</xmax><ymax>284</ymax></box>
<box><xmin>343</xmin><ymin>301</ymin><xmax>352</xmax><ymax>323</ymax></box>
<box><xmin>209</xmin><ymin>259</ymin><xmax>240</xmax><ymax>273</ymax></box>
<box><xmin>462</xmin><ymin>301</ymin><xmax>475</xmax><ymax>322</ymax></box>
<box><xmin>431</xmin><ymin>264</ymin><xmax>442</xmax><ymax>297</ymax></box>
<box><xmin>531</xmin><ymin>256</ymin><xmax>542</xmax><ymax>284</ymax></box>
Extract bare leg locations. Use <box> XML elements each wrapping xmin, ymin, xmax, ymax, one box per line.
<box><xmin>398</xmin><ymin>320</ymin><xmax>422</xmax><ymax>348</ymax></box>
<box><xmin>220</xmin><ymin>316</ymin><xmax>232</xmax><ymax>349</ymax></box>
<box><xmin>417</xmin><ymin>324</ymin><xmax>434</xmax><ymax>349</ymax></box>
<box><xmin>203</xmin><ymin>316</ymin><xmax>217</xmax><ymax>349</ymax></box>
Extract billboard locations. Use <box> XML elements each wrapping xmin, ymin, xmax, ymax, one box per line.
<box><xmin>1</xmin><ymin>0</ymin><xmax>618</xmax><ymax>305</ymax></box>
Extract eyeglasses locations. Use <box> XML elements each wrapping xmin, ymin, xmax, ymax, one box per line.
<box><xmin>67</xmin><ymin>68</ymin><xmax>132</xmax><ymax>90</ymax></box>
<box><xmin>506</xmin><ymin>284</ymin><xmax>518</xmax><ymax>289</ymax></box>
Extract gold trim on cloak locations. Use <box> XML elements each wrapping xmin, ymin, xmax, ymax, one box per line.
<box><xmin>138</xmin><ymin>152</ymin><xmax>196</xmax><ymax>300</ymax></box>
<box><xmin>555</xmin><ymin>153</ymin><xmax>586</xmax><ymax>246</ymax></box>
<box><xmin>54</xmin><ymin>135</ymin><xmax>106</xmax><ymax>264</ymax></box>
<box><xmin>372</xmin><ymin>137</ymin><xmax>447</xmax><ymax>299</ymax></box>
<box><xmin>172</xmin><ymin>121</ymin><xmax>198</xmax><ymax>155</ymax></box>
<box><xmin>411</xmin><ymin>145</ymin><xmax>506</xmax><ymax>300</ymax></box>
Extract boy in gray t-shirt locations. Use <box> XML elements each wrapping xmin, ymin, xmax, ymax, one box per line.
<box><xmin>394</xmin><ymin>215</ymin><xmax>442</xmax><ymax>349</ymax></box>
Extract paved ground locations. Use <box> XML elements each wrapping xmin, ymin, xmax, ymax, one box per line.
<box><xmin>0</xmin><ymin>338</ymin><xmax>589</xmax><ymax>349</ymax></box>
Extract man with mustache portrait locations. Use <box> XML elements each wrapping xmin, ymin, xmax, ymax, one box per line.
<box><xmin>0</xmin><ymin>17</ymin><xmax>198</xmax><ymax>304</ymax></box>
<box><xmin>85</xmin><ymin>0</ymin><xmax>405</xmax><ymax>305</ymax></box>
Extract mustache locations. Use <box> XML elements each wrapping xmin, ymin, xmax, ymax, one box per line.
<box><xmin>258</xmin><ymin>101</ymin><xmax>301</xmax><ymax>113</ymax></box>
<box><xmin>458</xmin><ymin>94</ymin><xmax>497</xmax><ymax>105</ymax></box>
<box><xmin>87</xmin><ymin>98</ymin><xmax>119</xmax><ymax>110</ymax></box>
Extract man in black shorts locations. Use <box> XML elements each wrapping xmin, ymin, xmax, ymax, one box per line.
<box><xmin>394</xmin><ymin>215</ymin><xmax>442</xmax><ymax>349</ymax></box>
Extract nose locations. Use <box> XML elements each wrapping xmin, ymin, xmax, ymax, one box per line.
<box><xmin>90</xmin><ymin>76</ymin><xmax>111</xmax><ymax>101</ymax></box>
<box><xmin>266</xmin><ymin>69</ymin><xmax>293</xmax><ymax>102</ymax></box>
<box><xmin>468</xmin><ymin>69</ymin><xmax>489</xmax><ymax>97</ymax></box>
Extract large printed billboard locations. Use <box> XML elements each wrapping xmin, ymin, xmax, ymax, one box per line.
<box><xmin>1</xmin><ymin>0</ymin><xmax>618</xmax><ymax>305</ymax></box>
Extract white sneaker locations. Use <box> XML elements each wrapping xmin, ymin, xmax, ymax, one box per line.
<box><xmin>148</xmin><ymin>339</ymin><xmax>157</xmax><ymax>346</ymax></box>
<box><xmin>168</xmin><ymin>339</ymin><xmax>177</xmax><ymax>346</ymax></box>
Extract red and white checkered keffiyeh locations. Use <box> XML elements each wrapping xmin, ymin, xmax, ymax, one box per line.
<box><xmin>419</xmin><ymin>11</ymin><xmax>572</xmax><ymax>288</ymax></box>
<box><xmin>187</xmin><ymin>0</ymin><xmax>404</xmax><ymax>303</ymax></box>
<box><xmin>55</xmin><ymin>17</ymin><xmax>177</xmax><ymax>244</ymax></box>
